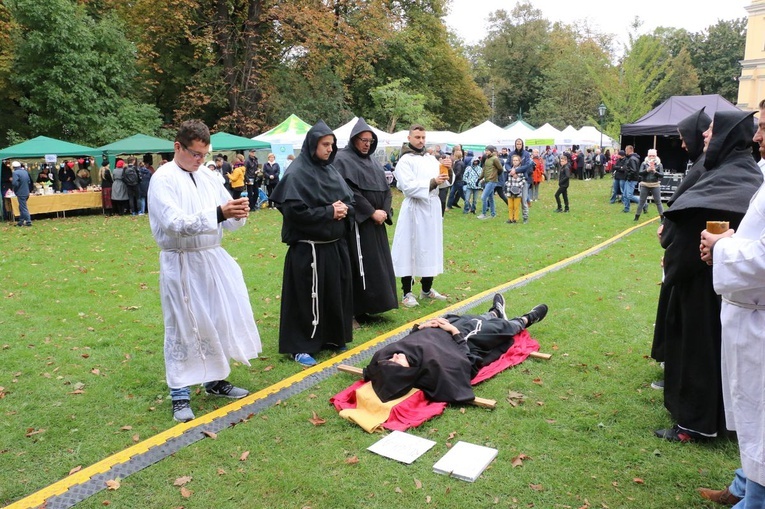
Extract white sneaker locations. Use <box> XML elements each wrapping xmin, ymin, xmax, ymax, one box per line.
<box><xmin>477</xmin><ymin>214</ymin><xmax>487</xmax><ymax>219</ymax></box>
<box><xmin>420</xmin><ymin>289</ymin><xmax>447</xmax><ymax>301</ymax></box>
<box><xmin>402</xmin><ymin>293</ymin><xmax>419</xmax><ymax>307</ymax></box>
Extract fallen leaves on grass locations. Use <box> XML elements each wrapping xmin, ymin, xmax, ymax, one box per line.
<box><xmin>511</xmin><ymin>454</ymin><xmax>530</xmax><ymax>467</ymax></box>
<box><xmin>105</xmin><ymin>479</ymin><xmax>121</xmax><ymax>490</ymax></box>
<box><xmin>68</xmin><ymin>465</ymin><xmax>82</xmax><ymax>475</ymax></box>
<box><xmin>414</xmin><ymin>478</ymin><xmax>422</xmax><ymax>489</ymax></box>
<box><xmin>529</xmin><ymin>483</ymin><xmax>543</xmax><ymax>491</ymax></box>
<box><xmin>173</xmin><ymin>476</ymin><xmax>192</xmax><ymax>486</ymax></box>
<box><xmin>308</xmin><ymin>411</ymin><xmax>326</xmax><ymax>426</ymax></box>
<box><xmin>240</xmin><ymin>451</ymin><xmax>250</xmax><ymax>461</ymax></box>
<box><xmin>202</xmin><ymin>430</ymin><xmax>217</xmax><ymax>440</ymax></box>
<box><xmin>25</xmin><ymin>428</ymin><xmax>45</xmax><ymax>437</ymax></box>
<box><xmin>506</xmin><ymin>391</ymin><xmax>526</xmax><ymax>407</ymax></box>
<box><xmin>345</xmin><ymin>455</ymin><xmax>359</xmax><ymax>464</ymax></box>
<box><xmin>633</xmin><ymin>478</ymin><xmax>645</xmax><ymax>484</ymax></box>
<box><xmin>180</xmin><ymin>486</ymin><xmax>192</xmax><ymax>498</ymax></box>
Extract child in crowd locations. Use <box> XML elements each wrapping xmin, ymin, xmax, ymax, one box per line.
<box><xmin>462</xmin><ymin>158</ymin><xmax>482</xmax><ymax>214</ymax></box>
<box><xmin>505</xmin><ymin>155</ymin><xmax>526</xmax><ymax>224</ymax></box>
<box><xmin>554</xmin><ymin>154</ymin><xmax>571</xmax><ymax>213</ymax></box>
<box><xmin>531</xmin><ymin>149</ymin><xmax>545</xmax><ymax>201</ymax></box>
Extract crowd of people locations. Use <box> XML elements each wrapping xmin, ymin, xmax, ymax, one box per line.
<box><xmin>10</xmin><ymin>106</ymin><xmax>765</xmax><ymax>508</ymax></box>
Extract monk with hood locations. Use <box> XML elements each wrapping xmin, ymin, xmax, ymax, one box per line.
<box><xmin>656</xmin><ymin>109</ymin><xmax>763</xmax><ymax>442</ymax></box>
<box><xmin>333</xmin><ymin>118</ymin><xmax>398</xmax><ymax>319</ymax></box>
<box><xmin>270</xmin><ymin>120</ymin><xmax>355</xmax><ymax>367</ymax></box>
<box><xmin>650</xmin><ymin>108</ymin><xmax>711</xmax><ymax>382</ymax></box>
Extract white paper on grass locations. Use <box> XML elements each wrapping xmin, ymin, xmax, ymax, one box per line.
<box><xmin>432</xmin><ymin>441</ymin><xmax>498</xmax><ymax>482</ymax></box>
<box><xmin>366</xmin><ymin>430</ymin><xmax>437</xmax><ymax>464</ymax></box>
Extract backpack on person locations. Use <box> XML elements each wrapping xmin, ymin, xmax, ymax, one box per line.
<box><xmin>123</xmin><ymin>166</ymin><xmax>139</xmax><ymax>186</ymax></box>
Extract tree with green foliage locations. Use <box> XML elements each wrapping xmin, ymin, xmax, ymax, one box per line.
<box><xmin>688</xmin><ymin>18</ymin><xmax>746</xmax><ymax>102</ymax></box>
<box><xmin>481</xmin><ymin>3</ymin><xmax>550</xmax><ymax>125</ymax></box>
<box><xmin>526</xmin><ymin>24</ymin><xmax>613</xmax><ymax>130</ymax></box>
<box><xmin>368</xmin><ymin>78</ymin><xmax>438</xmax><ymax>132</ymax></box>
<box><xmin>6</xmin><ymin>0</ymin><xmax>162</xmax><ymax>146</ymax></box>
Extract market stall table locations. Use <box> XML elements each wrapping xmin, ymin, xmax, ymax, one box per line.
<box><xmin>5</xmin><ymin>191</ymin><xmax>103</xmax><ymax>220</ymax></box>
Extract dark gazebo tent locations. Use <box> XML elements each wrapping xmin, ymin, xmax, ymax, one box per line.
<box><xmin>620</xmin><ymin>94</ymin><xmax>743</xmax><ymax>173</ymax></box>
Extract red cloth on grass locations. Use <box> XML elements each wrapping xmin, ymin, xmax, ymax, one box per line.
<box><xmin>331</xmin><ymin>330</ymin><xmax>539</xmax><ymax>431</ymax></box>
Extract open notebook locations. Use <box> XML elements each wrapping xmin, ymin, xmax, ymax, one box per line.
<box><xmin>432</xmin><ymin>441</ymin><xmax>498</xmax><ymax>482</ymax></box>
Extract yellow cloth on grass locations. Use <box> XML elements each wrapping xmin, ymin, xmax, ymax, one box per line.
<box><xmin>339</xmin><ymin>382</ymin><xmax>418</xmax><ymax>433</ymax></box>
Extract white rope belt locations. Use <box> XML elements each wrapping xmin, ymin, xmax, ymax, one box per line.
<box><xmin>162</xmin><ymin>244</ymin><xmax>221</xmax><ymax>364</ymax></box>
<box><xmin>353</xmin><ymin>222</ymin><xmax>366</xmax><ymax>290</ymax></box>
<box><xmin>722</xmin><ymin>296</ymin><xmax>765</xmax><ymax>310</ymax></box>
<box><xmin>298</xmin><ymin>239</ymin><xmax>339</xmax><ymax>338</ymax></box>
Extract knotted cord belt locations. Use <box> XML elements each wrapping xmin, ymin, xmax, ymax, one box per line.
<box><xmin>352</xmin><ymin>222</ymin><xmax>366</xmax><ymax>290</ymax></box>
<box><xmin>298</xmin><ymin>239</ymin><xmax>339</xmax><ymax>338</ymax></box>
<box><xmin>163</xmin><ymin>244</ymin><xmax>220</xmax><ymax>363</ymax></box>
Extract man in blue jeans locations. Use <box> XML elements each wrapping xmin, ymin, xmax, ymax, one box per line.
<box><xmin>478</xmin><ymin>145</ymin><xmax>503</xmax><ymax>219</ymax></box>
<box><xmin>622</xmin><ymin>145</ymin><xmax>641</xmax><ymax>213</ymax></box>
<box><xmin>11</xmin><ymin>161</ymin><xmax>32</xmax><ymax>227</ymax></box>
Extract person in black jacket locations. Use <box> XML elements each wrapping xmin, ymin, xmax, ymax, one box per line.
<box><xmin>621</xmin><ymin>145</ymin><xmax>641</xmax><ymax>213</ymax></box>
<box><xmin>554</xmin><ymin>154</ymin><xmax>571</xmax><ymax>212</ymax></box>
<box><xmin>634</xmin><ymin>149</ymin><xmax>664</xmax><ymax>221</ymax></box>
<box><xmin>244</xmin><ymin>149</ymin><xmax>260</xmax><ymax>211</ymax></box>
<box><xmin>446</xmin><ymin>148</ymin><xmax>465</xmax><ymax>210</ymax></box>
<box><xmin>263</xmin><ymin>153</ymin><xmax>281</xmax><ymax>208</ymax></box>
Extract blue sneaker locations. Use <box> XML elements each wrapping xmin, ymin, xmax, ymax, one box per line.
<box><xmin>293</xmin><ymin>353</ymin><xmax>317</xmax><ymax>367</ymax></box>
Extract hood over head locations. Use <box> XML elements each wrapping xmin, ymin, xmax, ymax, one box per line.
<box><xmin>348</xmin><ymin>117</ymin><xmax>378</xmax><ymax>157</ymax></box>
<box><xmin>301</xmin><ymin>119</ymin><xmax>338</xmax><ymax>166</ymax></box>
<box><xmin>677</xmin><ymin>108</ymin><xmax>711</xmax><ymax>163</ymax></box>
<box><xmin>704</xmin><ymin>110</ymin><xmax>755</xmax><ymax>170</ymax></box>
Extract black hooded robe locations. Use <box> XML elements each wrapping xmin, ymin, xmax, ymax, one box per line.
<box><xmin>270</xmin><ymin>120</ymin><xmax>356</xmax><ymax>354</ymax></box>
<box><xmin>363</xmin><ymin>314</ymin><xmax>524</xmax><ymax>403</ymax></box>
<box><xmin>333</xmin><ymin>118</ymin><xmax>398</xmax><ymax>316</ymax></box>
<box><xmin>650</xmin><ymin>108</ymin><xmax>711</xmax><ymax>364</ymax></box>
<box><xmin>660</xmin><ymin>109</ymin><xmax>763</xmax><ymax>436</ymax></box>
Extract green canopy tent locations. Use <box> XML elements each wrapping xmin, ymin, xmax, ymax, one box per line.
<box><xmin>0</xmin><ymin>136</ymin><xmax>99</xmax><ymax>159</ymax></box>
<box><xmin>1</xmin><ymin>136</ymin><xmax>99</xmax><ymax>220</ymax></box>
<box><xmin>253</xmin><ymin>114</ymin><xmax>312</xmax><ymax>149</ymax></box>
<box><xmin>210</xmin><ymin>132</ymin><xmax>269</xmax><ymax>151</ymax></box>
<box><xmin>96</xmin><ymin>134</ymin><xmax>175</xmax><ymax>170</ymax></box>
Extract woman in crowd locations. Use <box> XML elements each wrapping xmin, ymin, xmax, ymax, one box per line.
<box><xmin>634</xmin><ymin>149</ymin><xmax>664</xmax><ymax>221</ymax></box>
<box><xmin>36</xmin><ymin>166</ymin><xmax>54</xmax><ymax>187</ymax></box>
<box><xmin>228</xmin><ymin>154</ymin><xmax>246</xmax><ymax>199</ymax></box>
<box><xmin>99</xmin><ymin>163</ymin><xmax>114</xmax><ymax>216</ymax></box>
<box><xmin>111</xmin><ymin>160</ymin><xmax>129</xmax><ymax>215</ymax></box>
<box><xmin>75</xmin><ymin>168</ymin><xmax>91</xmax><ymax>190</ymax></box>
<box><xmin>263</xmin><ymin>153</ymin><xmax>281</xmax><ymax>208</ymax></box>
<box><xmin>138</xmin><ymin>162</ymin><xmax>152</xmax><ymax>214</ymax></box>
<box><xmin>58</xmin><ymin>161</ymin><xmax>76</xmax><ymax>192</ymax></box>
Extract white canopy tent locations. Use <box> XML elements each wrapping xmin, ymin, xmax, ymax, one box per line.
<box><xmin>503</xmin><ymin>121</ymin><xmax>537</xmax><ymax>142</ymax></box>
<box><xmin>526</xmin><ymin>123</ymin><xmax>562</xmax><ymax>146</ymax></box>
<box><xmin>556</xmin><ymin>125</ymin><xmax>581</xmax><ymax>146</ymax></box>
<box><xmin>388</xmin><ymin>129</ymin><xmax>460</xmax><ymax>149</ymax></box>
<box><xmin>333</xmin><ymin>117</ymin><xmax>394</xmax><ymax>148</ymax></box>
<box><xmin>456</xmin><ymin>120</ymin><xmax>515</xmax><ymax>148</ymax></box>
<box><xmin>575</xmin><ymin>125</ymin><xmax>615</xmax><ymax>147</ymax></box>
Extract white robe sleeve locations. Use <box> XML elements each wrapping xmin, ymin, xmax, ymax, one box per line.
<box><xmin>713</xmin><ymin>235</ymin><xmax>765</xmax><ymax>294</ymax></box>
<box><xmin>396</xmin><ymin>156</ymin><xmax>432</xmax><ymax>200</ymax></box>
<box><xmin>712</xmin><ymin>191</ymin><xmax>765</xmax><ymax>295</ymax></box>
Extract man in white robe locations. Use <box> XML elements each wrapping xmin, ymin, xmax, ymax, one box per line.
<box><xmin>699</xmin><ymin>99</ymin><xmax>765</xmax><ymax>507</ymax></box>
<box><xmin>390</xmin><ymin>124</ymin><xmax>452</xmax><ymax>308</ymax></box>
<box><xmin>148</xmin><ymin>119</ymin><xmax>262</xmax><ymax>422</ymax></box>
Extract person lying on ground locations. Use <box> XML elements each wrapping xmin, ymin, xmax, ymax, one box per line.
<box><xmin>363</xmin><ymin>295</ymin><xmax>548</xmax><ymax>404</ymax></box>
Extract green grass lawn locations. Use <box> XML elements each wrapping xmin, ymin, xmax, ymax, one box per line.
<box><xmin>1</xmin><ymin>178</ymin><xmax>738</xmax><ymax>508</ymax></box>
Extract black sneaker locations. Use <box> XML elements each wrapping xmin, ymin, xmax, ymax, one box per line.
<box><xmin>204</xmin><ymin>380</ymin><xmax>249</xmax><ymax>399</ymax></box>
<box><xmin>523</xmin><ymin>304</ymin><xmax>548</xmax><ymax>326</ymax></box>
<box><xmin>172</xmin><ymin>399</ymin><xmax>195</xmax><ymax>422</ymax></box>
<box><xmin>489</xmin><ymin>293</ymin><xmax>507</xmax><ymax>320</ymax></box>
